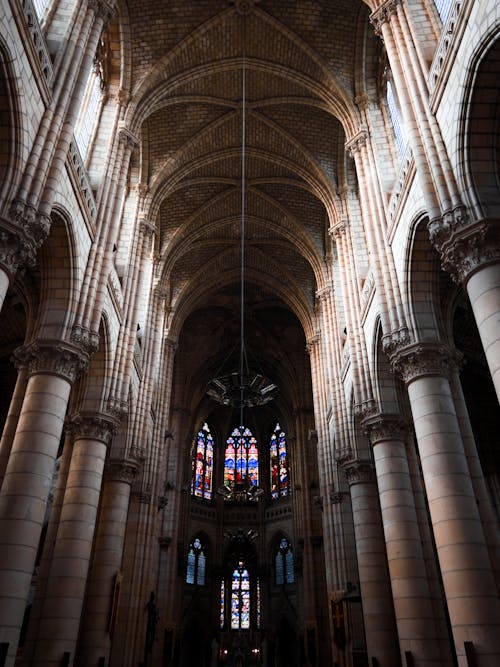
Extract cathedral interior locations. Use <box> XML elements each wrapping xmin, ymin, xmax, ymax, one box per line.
<box><xmin>0</xmin><ymin>0</ymin><xmax>499</xmax><ymax>666</ymax></box>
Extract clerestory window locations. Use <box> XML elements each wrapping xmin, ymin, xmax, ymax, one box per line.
<box><xmin>224</xmin><ymin>426</ymin><xmax>259</xmax><ymax>491</ymax></box>
<box><xmin>186</xmin><ymin>537</ymin><xmax>206</xmax><ymax>586</ymax></box>
<box><xmin>191</xmin><ymin>422</ymin><xmax>214</xmax><ymax>500</ymax></box>
<box><xmin>270</xmin><ymin>422</ymin><xmax>289</xmax><ymax>499</ymax></box>
<box><xmin>275</xmin><ymin>537</ymin><xmax>294</xmax><ymax>586</ymax></box>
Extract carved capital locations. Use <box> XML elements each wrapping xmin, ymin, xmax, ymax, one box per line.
<box><xmin>362</xmin><ymin>413</ymin><xmax>406</xmax><ymax>445</ymax></box>
<box><xmin>353</xmin><ymin>398</ymin><xmax>377</xmax><ymax>419</ymax></box>
<box><xmin>306</xmin><ymin>333</ymin><xmax>320</xmax><ymax>355</ymax></box>
<box><xmin>115</xmin><ymin>88</ymin><xmax>130</xmax><ymax>107</ymax></box>
<box><xmin>106</xmin><ymin>396</ymin><xmax>129</xmax><ymax>421</ymax></box>
<box><xmin>381</xmin><ymin>326</ymin><xmax>412</xmax><ymax>357</ymax></box>
<box><xmin>71</xmin><ymin>325</ymin><xmax>100</xmax><ymax>355</ymax></box>
<box><xmin>370</xmin><ymin>0</ymin><xmax>401</xmax><ymax>36</ymax></box>
<box><xmin>118</xmin><ymin>126</ymin><xmax>139</xmax><ymax>150</ymax></box>
<box><xmin>139</xmin><ymin>217</ymin><xmax>156</xmax><ymax>238</ymax></box>
<box><xmin>335</xmin><ymin>446</ymin><xmax>353</xmax><ymax>466</ymax></box>
<box><xmin>342</xmin><ymin>459</ymin><xmax>374</xmax><ymax>486</ymax></box>
<box><xmin>104</xmin><ymin>458</ymin><xmax>139</xmax><ymax>484</ymax></box>
<box><xmin>88</xmin><ymin>0</ymin><xmax>116</xmax><ymax>23</ymax></box>
<box><xmin>132</xmin><ymin>490</ymin><xmax>152</xmax><ymax>505</ymax></box>
<box><xmin>13</xmin><ymin>340</ymin><xmax>89</xmax><ymax>383</ymax></box>
<box><xmin>328</xmin><ymin>219</ymin><xmax>348</xmax><ymax>239</ymax></box>
<box><xmin>429</xmin><ymin>213</ymin><xmax>500</xmax><ymax>283</ymax></box>
<box><xmin>345</xmin><ymin>129</ymin><xmax>368</xmax><ymax>157</ymax></box>
<box><xmin>315</xmin><ymin>285</ymin><xmax>333</xmax><ymax>303</ymax></box>
<box><xmin>2</xmin><ymin>202</ymin><xmax>52</xmax><ymax>275</ymax></box>
<box><xmin>390</xmin><ymin>342</ymin><xmax>462</xmax><ymax>384</ymax></box>
<box><xmin>164</xmin><ymin>336</ymin><xmax>178</xmax><ymax>352</ymax></box>
<box><xmin>66</xmin><ymin>412</ymin><xmax>118</xmax><ymax>444</ymax></box>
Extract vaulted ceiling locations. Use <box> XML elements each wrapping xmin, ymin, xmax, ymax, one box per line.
<box><xmin>122</xmin><ymin>0</ymin><xmax>371</xmax><ymax>418</ymax></box>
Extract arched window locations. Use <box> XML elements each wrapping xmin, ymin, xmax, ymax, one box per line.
<box><xmin>224</xmin><ymin>426</ymin><xmax>258</xmax><ymax>490</ymax></box>
<box><xmin>435</xmin><ymin>0</ymin><xmax>453</xmax><ymax>22</ymax></box>
<box><xmin>386</xmin><ymin>78</ymin><xmax>408</xmax><ymax>158</ymax></box>
<box><xmin>231</xmin><ymin>561</ymin><xmax>251</xmax><ymax>629</ymax></box>
<box><xmin>270</xmin><ymin>422</ymin><xmax>289</xmax><ymax>499</ymax></box>
<box><xmin>275</xmin><ymin>537</ymin><xmax>294</xmax><ymax>585</ymax></box>
<box><xmin>186</xmin><ymin>537</ymin><xmax>206</xmax><ymax>585</ymax></box>
<box><xmin>191</xmin><ymin>422</ymin><xmax>214</xmax><ymax>500</ymax></box>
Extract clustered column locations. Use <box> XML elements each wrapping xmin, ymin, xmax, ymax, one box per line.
<box><xmin>0</xmin><ymin>341</ymin><xmax>87</xmax><ymax>667</ymax></box>
<box><xmin>342</xmin><ymin>459</ymin><xmax>400</xmax><ymax>667</ymax></box>
<box><xmin>392</xmin><ymin>342</ymin><xmax>500</xmax><ymax>666</ymax></box>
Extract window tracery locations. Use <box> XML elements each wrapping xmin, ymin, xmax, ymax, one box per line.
<box><xmin>275</xmin><ymin>537</ymin><xmax>294</xmax><ymax>585</ymax></box>
<box><xmin>186</xmin><ymin>537</ymin><xmax>206</xmax><ymax>586</ymax></box>
<box><xmin>224</xmin><ymin>426</ymin><xmax>259</xmax><ymax>491</ymax></box>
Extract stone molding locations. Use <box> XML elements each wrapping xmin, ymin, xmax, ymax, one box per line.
<box><xmin>139</xmin><ymin>217</ymin><xmax>156</xmax><ymax>238</ymax></box>
<box><xmin>342</xmin><ymin>459</ymin><xmax>375</xmax><ymax>486</ymax></box>
<box><xmin>13</xmin><ymin>340</ymin><xmax>89</xmax><ymax>383</ymax></box>
<box><xmin>370</xmin><ymin>0</ymin><xmax>401</xmax><ymax>36</ymax></box>
<box><xmin>353</xmin><ymin>398</ymin><xmax>377</xmax><ymax>419</ymax></box>
<box><xmin>305</xmin><ymin>333</ymin><xmax>320</xmax><ymax>354</ymax></box>
<box><xmin>428</xmin><ymin>212</ymin><xmax>500</xmax><ymax>283</ymax></box>
<box><xmin>66</xmin><ymin>412</ymin><xmax>118</xmax><ymax>445</ymax></box>
<box><xmin>131</xmin><ymin>490</ymin><xmax>152</xmax><ymax>505</ymax></box>
<box><xmin>335</xmin><ymin>446</ymin><xmax>353</xmax><ymax>467</ymax></box>
<box><xmin>158</xmin><ymin>536</ymin><xmax>171</xmax><ymax>550</ymax></box>
<box><xmin>88</xmin><ymin>0</ymin><xmax>116</xmax><ymax>23</ymax></box>
<box><xmin>328</xmin><ymin>219</ymin><xmax>348</xmax><ymax>239</ymax></box>
<box><xmin>362</xmin><ymin>413</ymin><xmax>407</xmax><ymax>445</ymax></box>
<box><xmin>118</xmin><ymin>126</ymin><xmax>139</xmax><ymax>150</ymax></box>
<box><xmin>104</xmin><ymin>459</ymin><xmax>139</xmax><ymax>484</ymax></box>
<box><xmin>390</xmin><ymin>342</ymin><xmax>462</xmax><ymax>384</ymax></box>
<box><xmin>230</xmin><ymin>0</ymin><xmax>262</xmax><ymax>15</ymax></box>
<box><xmin>107</xmin><ymin>396</ymin><xmax>129</xmax><ymax>421</ymax></box>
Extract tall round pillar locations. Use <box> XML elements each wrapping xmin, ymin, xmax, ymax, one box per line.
<box><xmin>0</xmin><ymin>342</ymin><xmax>86</xmax><ymax>666</ymax></box>
<box><xmin>32</xmin><ymin>414</ymin><xmax>116</xmax><ymax>665</ymax></box>
<box><xmin>0</xmin><ymin>366</ymin><xmax>28</xmax><ymax>487</ymax></box>
<box><xmin>365</xmin><ymin>414</ymin><xmax>453</xmax><ymax>666</ymax></box>
<box><xmin>392</xmin><ymin>343</ymin><xmax>500</xmax><ymax>666</ymax></box>
<box><xmin>76</xmin><ymin>458</ymin><xmax>138</xmax><ymax>666</ymax></box>
<box><xmin>343</xmin><ymin>459</ymin><xmax>401</xmax><ymax>667</ymax></box>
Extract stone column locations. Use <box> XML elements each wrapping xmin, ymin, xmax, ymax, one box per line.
<box><xmin>0</xmin><ymin>365</ymin><xmax>28</xmax><ymax>487</ymax></box>
<box><xmin>392</xmin><ymin>342</ymin><xmax>500</xmax><ymax>666</ymax></box>
<box><xmin>31</xmin><ymin>413</ymin><xmax>116</xmax><ymax>665</ymax></box>
<box><xmin>0</xmin><ymin>341</ymin><xmax>87</xmax><ymax>667</ymax></box>
<box><xmin>429</xmin><ymin>216</ymin><xmax>500</xmax><ymax>403</ymax></box>
<box><xmin>0</xmin><ymin>220</ymin><xmax>39</xmax><ymax>314</ymax></box>
<box><xmin>342</xmin><ymin>459</ymin><xmax>401</xmax><ymax>667</ymax></box>
<box><xmin>76</xmin><ymin>458</ymin><xmax>138</xmax><ymax>667</ymax></box>
<box><xmin>364</xmin><ymin>414</ymin><xmax>452</xmax><ymax>666</ymax></box>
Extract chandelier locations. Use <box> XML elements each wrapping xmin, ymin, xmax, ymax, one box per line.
<box><xmin>206</xmin><ymin>17</ymin><xmax>277</xmax><ymax>413</ymax></box>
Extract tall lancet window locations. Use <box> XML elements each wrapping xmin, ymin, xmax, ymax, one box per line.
<box><xmin>270</xmin><ymin>423</ymin><xmax>289</xmax><ymax>499</ymax></box>
<box><xmin>275</xmin><ymin>537</ymin><xmax>294</xmax><ymax>585</ymax></box>
<box><xmin>186</xmin><ymin>537</ymin><xmax>206</xmax><ymax>585</ymax></box>
<box><xmin>231</xmin><ymin>561</ymin><xmax>251</xmax><ymax>629</ymax></box>
<box><xmin>386</xmin><ymin>78</ymin><xmax>408</xmax><ymax>158</ymax></box>
<box><xmin>191</xmin><ymin>422</ymin><xmax>214</xmax><ymax>500</ymax></box>
<box><xmin>224</xmin><ymin>426</ymin><xmax>258</xmax><ymax>490</ymax></box>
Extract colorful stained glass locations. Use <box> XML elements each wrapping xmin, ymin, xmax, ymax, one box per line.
<box><xmin>224</xmin><ymin>426</ymin><xmax>258</xmax><ymax>490</ymax></box>
<box><xmin>270</xmin><ymin>423</ymin><xmax>289</xmax><ymax>499</ymax></box>
<box><xmin>231</xmin><ymin>561</ymin><xmax>251</xmax><ymax>629</ymax></box>
<box><xmin>220</xmin><ymin>579</ymin><xmax>225</xmax><ymax>629</ymax></box>
<box><xmin>191</xmin><ymin>423</ymin><xmax>213</xmax><ymax>500</ymax></box>
<box><xmin>256</xmin><ymin>578</ymin><xmax>261</xmax><ymax>629</ymax></box>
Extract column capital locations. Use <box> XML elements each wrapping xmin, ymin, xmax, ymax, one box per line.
<box><xmin>362</xmin><ymin>413</ymin><xmax>407</xmax><ymax>445</ymax></box>
<box><xmin>117</xmin><ymin>125</ymin><xmax>139</xmax><ymax>150</ymax></box>
<box><xmin>139</xmin><ymin>217</ymin><xmax>156</xmax><ymax>238</ymax></box>
<box><xmin>104</xmin><ymin>458</ymin><xmax>140</xmax><ymax>484</ymax></box>
<box><xmin>2</xmin><ymin>203</ymin><xmax>51</xmax><ymax>277</ymax></box>
<box><xmin>315</xmin><ymin>284</ymin><xmax>333</xmax><ymax>303</ymax></box>
<box><xmin>342</xmin><ymin>459</ymin><xmax>375</xmax><ymax>486</ymax></box>
<box><xmin>66</xmin><ymin>412</ymin><xmax>118</xmax><ymax>444</ymax></box>
<box><xmin>88</xmin><ymin>0</ymin><xmax>116</xmax><ymax>23</ymax></box>
<box><xmin>13</xmin><ymin>340</ymin><xmax>89</xmax><ymax>383</ymax></box>
<box><xmin>390</xmin><ymin>342</ymin><xmax>463</xmax><ymax>384</ymax></box>
<box><xmin>353</xmin><ymin>398</ymin><xmax>377</xmax><ymax>420</ymax></box>
<box><xmin>71</xmin><ymin>324</ymin><xmax>100</xmax><ymax>356</ymax></box>
<box><xmin>381</xmin><ymin>326</ymin><xmax>411</xmax><ymax>358</ymax></box>
<box><xmin>106</xmin><ymin>396</ymin><xmax>129</xmax><ymax>421</ymax></box>
<box><xmin>345</xmin><ymin>129</ymin><xmax>368</xmax><ymax>157</ymax></box>
<box><xmin>328</xmin><ymin>219</ymin><xmax>348</xmax><ymax>239</ymax></box>
<box><xmin>306</xmin><ymin>333</ymin><xmax>320</xmax><ymax>354</ymax></box>
<box><xmin>428</xmin><ymin>211</ymin><xmax>500</xmax><ymax>283</ymax></box>
<box><xmin>370</xmin><ymin>0</ymin><xmax>401</xmax><ymax>36</ymax></box>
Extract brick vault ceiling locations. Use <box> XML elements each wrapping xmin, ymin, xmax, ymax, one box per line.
<box><xmin>121</xmin><ymin>0</ymin><xmax>366</xmax><ymax>401</ymax></box>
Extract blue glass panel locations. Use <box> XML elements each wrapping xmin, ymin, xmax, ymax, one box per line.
<box><xmin>197</xmin><ymin>550</ymin><xmax>206</xmax><ymax>585</ymax></box>
<box><xmin>285</xmin><ymin>548</ymin><xmax>294</xmax><ymax>584</ymax></box>
<box><xmin>186</xmin><ymin>549</ymin><xmax>195</xmax><ymax>584</ymax></box>
<box><xmin>275</xmin><ymin>551</ymin><xmax>284</xmax><ymax>585</ymax></box>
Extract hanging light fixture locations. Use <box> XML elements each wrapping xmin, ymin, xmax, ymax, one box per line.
<box><xmin>206</xmin><ymin>10</ymin><xmax>277</xmax><ymax>416</ymax></box>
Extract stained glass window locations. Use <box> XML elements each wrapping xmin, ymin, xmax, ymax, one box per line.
<box><xmin>275</xmin><ymin>537</ymin><xmax>294</xmax><ymax>585</ymax></box>
<box><xmin>220</xmin><ymin>579</ymin><xmax>225</xmax><ymax>629</ymax></box>
<box><xmin>191</xmin><ymin>423</ymin><xmax>214</xmax><ymax>500</ymax></box>
<box><xmin>256</xmin><ymin>578</ymin><xmax>261</xmax><ymax>629</ymax></box>
<box><xmin>186</xmin><ymin>537</ymin><xmax>206</xmax><ymax>585</ymax></box>
<box><xmin>224</xmin><ymin>426</ymin><xmax>258</xmax><ymax>491</ymax></box>
<box><xmin>231</xmin><ymin>561</ymin><xmax>251</xmax><ymax>629</ymax></box>
<box><xmin>270</xmin><ymin>423</ymin><xmax>289</xmax><ymax>499</ymax></box>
